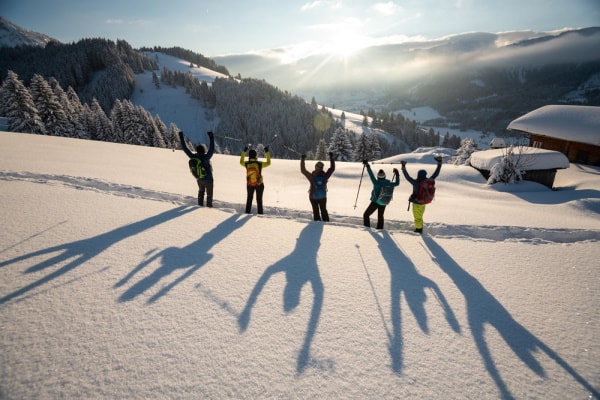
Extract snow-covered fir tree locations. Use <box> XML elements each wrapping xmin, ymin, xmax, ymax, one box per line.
<box><xmin>328</xmin><ymin>127</ymin><xmax>354</xmax><ymax>161</ymax></box>
<box><xmin>29</xmin><ymin>74</ymin><xmax>71</xmax><ymax>137</ymax></box>
<box><xmin>90</xmin><ymin>98</ymin><xmax>113</xmax><ymax>141</ymax></box>
<box><xmin>167</xmin><ymin>123</ymin><xmax>180</xmax><ymax>150</ymax></box>
<box><xmin>353</xmin><ymin>132</ymin><xmax>382</xmax><ymax>161</ymax></box>
<box><xmin>354</xmin><ymin>132</ymin><xmax>370</xmax><ymax>161</ymax></box>
<box><xmin>0</xmin><ymin>71</ymin><xmax>45</xmax><ymax>134</ymax></box>
<box><xmin>451</xmin><ymin>137</ymin><xmax>478</xmax><ymax>165</ymax></box>
<box><xmin>368</xmin><ymin>134</ymin><xmax>382</xmax><ymax>160</ymax></box>
<box><xmin>64</xmin><ymin>85</ymin><xmax>89</xmax><ymax>139</ymax></box>
<box><xmin>314</xmin><ymin>138</ymin><xmax>328</xmax><ymax>160</ymax></box>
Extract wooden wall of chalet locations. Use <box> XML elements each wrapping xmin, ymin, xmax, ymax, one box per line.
<box><xmin>530</xmin><ymin>134</ymin><xmax>600</xmax><ymax>166</ymax></box>
<box><xmin>474</xmin><ymin>168</ymin><xmax>559</xmax><ymax>189</ymax></box>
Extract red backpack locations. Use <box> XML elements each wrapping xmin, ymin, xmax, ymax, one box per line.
<box><xmin>415</xmin><ymin>178</ymin><xmax>436</xmax><ymax>204</ymax></box>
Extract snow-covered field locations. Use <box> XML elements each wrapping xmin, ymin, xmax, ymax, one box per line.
<box><xmin>1</xmin><ymin>131</ymin><xmax>598</xmax><ymax>399</ymax></box>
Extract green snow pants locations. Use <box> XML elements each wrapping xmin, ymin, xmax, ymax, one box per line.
<box><xmin>412</xmin><ymin>203</ymin><xmax>425</xmax><ymax>229</ymax></box>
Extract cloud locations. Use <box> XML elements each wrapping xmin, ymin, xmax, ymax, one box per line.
<box><xmin>105</xmin><ymin>18</ymin><xmax>152</xmax><ymax>26</ymax></box>
<box><xmin>373</xmin><ymin>1</ymin><xmax>401</xmax><ymax>15</ymax></box>
<box><xmin>301</xmin><ymin>0</ymin><xmax>342</xmax><ymax>11</ymax></box>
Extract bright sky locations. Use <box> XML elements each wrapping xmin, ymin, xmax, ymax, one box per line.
<box><xmin>2</xmin><ymin>0</ymin><xmax>599</xmax><ymax>58</ymax></box>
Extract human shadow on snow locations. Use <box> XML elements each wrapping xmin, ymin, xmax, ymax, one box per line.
<box><xmin>421</xmin><ymin>235</ymin><xmax>599</xmax><ymax>400</ymax></box>
<box><xmin>367</xmin><ymin>231</ymin><xmax>461</xmax><ymax>374</ymax></box>
<box><xmin>116</xmin><ymin>213</ymin><xmax>250</xmax><ymax>303</ymax></box>
<box><xmin>238</xmin><ymin>222</ymin><xmax>326</xmax><ymax>374</ymax></box>
<box><xmin>0</xmin><ymin>205</ymin><xmax>195</xmax><ymax>304</ymax></box>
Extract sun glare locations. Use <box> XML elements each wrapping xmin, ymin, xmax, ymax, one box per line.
<box><xmin>326</xmin><ymin>31</ymin><xmax>368</xmax><ymax>57</ymax></box>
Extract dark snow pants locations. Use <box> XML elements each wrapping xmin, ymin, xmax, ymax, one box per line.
<box><xmin>197</xmin><ymin>179</ymin><xmax>214</xmax><ymax>207</ymax></box>
<box><xmin>363</xmin><ymin>201</ymin><xmax>386</xmax><ymax>229</ymax></box>
<box><xmin>310</xmin><ymin>197</ymin><xmax>329</xmax><ymax>221</ymax></box>
<box><xmin>245</xmin><ymin>184</ymin><xmax>265</xmax><ymax>214</ymax></box>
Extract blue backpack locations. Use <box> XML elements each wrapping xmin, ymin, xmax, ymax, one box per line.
<box><xmin>313</xmin><ymin>175</ymin><xmax>327</xmax><ymax>199</ymax></box>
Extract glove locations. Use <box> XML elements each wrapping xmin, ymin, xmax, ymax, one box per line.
<box><xmin>400</xmin><ymin>160</ymin><xmax>407</xmax><ymax>167</ymax></box>
<box><xmin>434</xmin><ymin>155</ymin><xmax>442</xmax><ymax>163</ymax></box>
<box><xmin>328</xmin><ymin>152</ymin><xmax>334</xmax><ymax>158</ymax></box>
<box><xmin>264</xmin><ymin>146</ymin><xmax>269</xmax><ymax>152</ymax></box>
<box><xmin>301</xmin><ymin>154</ymin><xmax>306</xmax><ymax>160</ymax></box>
<box><xmin>207</xmin><ymin>131</ymin><xmax>214</xmax><ymax>138</ymax></box>
<box><xmin>362</xmin><ymin>160</ymin><xmax>368</xmax><ymax>166</ymax></box>
<box><xmin>393</xmin><ymin>168</ymin><xmax>399</xmax><ymax>175</ymax></box>
<box><xmin>243</xmin><ymin>146</ymin><xmax>248</xmax><ymax>152</ymax></box>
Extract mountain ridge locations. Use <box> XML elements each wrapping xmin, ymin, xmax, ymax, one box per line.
<box><xmin>0</xmin><ymin>16</ymin><xmax>57</xmax><ymax>48</ymax></box>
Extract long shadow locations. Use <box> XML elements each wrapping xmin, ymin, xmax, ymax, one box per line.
<box><xmin>509</xmin><ymin>188</ymin><xmax>600</xmax><ymax>206</ymax></box>
<box><xmin>368</xmin><ymin>231</ymin><xmax>460</xmax><ymax>373</ymax></box>
<box><xmin>238</xmin><ymin>222</ymin><xmax>325</xmax><ymax>374</ymax></box>
<box><xmin>116</xmin><ymin>214</ymin><xmax>249</xmax><ymax>303</ymax></box>
<box><xmin>421</xmin><ymin>235</ymin><xmax>599</xmax><ymax>400</ymax></box>
<box><xmin>0</xmin><ymin>205</ymin><xmax>195</xmax><ymax>304</ymax></box>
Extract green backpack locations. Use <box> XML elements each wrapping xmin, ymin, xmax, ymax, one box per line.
<box><xmin>189</xmin><ymin>158</ymin><xmax>208</xmax><ymax>179</ymax></box>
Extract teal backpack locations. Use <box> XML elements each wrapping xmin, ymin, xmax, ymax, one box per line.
<box><xmin>376</xmin><ymin>185</ymin><xmax>394</xmax><ymax>205</ymax></box>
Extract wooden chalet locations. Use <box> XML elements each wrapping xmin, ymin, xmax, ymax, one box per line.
<box><xmin>507</xmin><ymin>105</ymin><xmax>600</xmax><ymax>166</ymax></box>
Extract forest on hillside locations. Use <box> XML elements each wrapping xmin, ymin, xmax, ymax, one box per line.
<box><xmin>0</xmin><ymin>38</ymin><xmax>464</xmax><ymax>159</ymax></box>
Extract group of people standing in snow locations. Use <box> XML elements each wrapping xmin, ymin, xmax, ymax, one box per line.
<box><xmin>179</xmin><ymin>131</ymin><xmax>443</xmax><ymax>234</ymax></box>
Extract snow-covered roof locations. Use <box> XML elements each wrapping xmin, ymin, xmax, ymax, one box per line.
<box><xmin>470</xmin><ymin>147</ymin><xmax>570</xmax><ymax>170</ymax></box>
<box><xmin>507</xmin><ymin>105</ymin><xmax>600</xmax><ymax>146</ymax></box>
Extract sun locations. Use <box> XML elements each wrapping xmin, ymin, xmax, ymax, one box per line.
<box><xmin>326</xmin><ymin>31</ymin><xmax>368</xmax><ymax>57</ymax></box>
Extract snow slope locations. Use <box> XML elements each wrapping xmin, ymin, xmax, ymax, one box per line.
<box><xmin>131</xmin><ymin>52</ymin><xmax>227</xmax><ymax>143</ymax></box>
<box><xmin>1</xmin><ymin>131</ymin><xmax>599</xmax><ymax>399</ymax></box>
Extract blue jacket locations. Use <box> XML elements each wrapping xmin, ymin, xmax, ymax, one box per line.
<box><xmin>179</xmin><ymin>132</ymin><xmax>215</xmax><ymax>181</ymax></box>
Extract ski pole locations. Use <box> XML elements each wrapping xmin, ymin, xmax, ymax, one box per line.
<box><xmin>354</xmin><ymin>163</ymin><xmax>366</xmax><ymax>209</ymax></box>
<box><xmin>283</xmin><ymin>144</ymin><xmax>302</xmax><ymax>156</ymax></box>
<box><xmin>215</xmin><ymin>134</ymin><xmax>242</xmax><ymax>142</ymax></box>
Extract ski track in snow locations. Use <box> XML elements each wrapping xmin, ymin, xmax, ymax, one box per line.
<box><xmin>2</xmin><ymin>171</ymin><xmax>598</xmax><ymax>245</ymax></box>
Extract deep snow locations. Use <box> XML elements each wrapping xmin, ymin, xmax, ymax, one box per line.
<box><xmin>1</xmin><ymin>130</ymin><xmax>599</xmax><ymax>399</ymax></box>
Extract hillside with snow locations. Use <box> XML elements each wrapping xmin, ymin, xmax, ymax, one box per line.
<box><xmin>1</xmin><ymin>130</ymin><xmax>599</xmax><ymax>399</ymax></box>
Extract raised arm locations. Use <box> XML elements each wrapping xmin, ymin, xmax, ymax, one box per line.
<box><xmin>401</xmin><ymin>162</ymin><xmax>415</xmax><ymax>184</ymax></box>
<box><xmin>365</xmin><ymin>162</ymin><xmax>376</xmax><ymax>183</ymax></box>
<box><xmin>300</xmin><ymin>155</ymin><xmax>312</xmax><ymax>179</ymax></box>
<box><xmin>206</xmin><ymin>131</ymin><xmax>215</xmax><ymax>158</ymax></box>
<box><xmin>325</xmin><ymin>152</ymin><xmax>335</xmax><ymax>179</ymax></box>
<box><xmin>240</xmin><ymin>148</ymin><xmax>247</xmax><ymax>167</ymax></box>
<box><xmin>262</xmin><ymin>149</ymin><xmax>271</xmax><ymax>168</ymax></box>
<box><xmin>178</xmin><ymin>132</ymin><xmax>194</xmax><ymax>158</ymax></box>
<box><xmin>430</xmin><ymin>158</ymin><xmax>442</xmax><ymax>179</ymax></box>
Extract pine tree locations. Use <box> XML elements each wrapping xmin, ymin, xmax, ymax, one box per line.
<box><xmin>314</xmin><ymin>138</ymin><xmax>328</xmax><ymax>160</ymax></box>
<box><xmin>30</xmin><ymin>74</ymin><xmax>71</xmax><ymax>136</ymax></box>
<box><xmin>368</xmin><ymin>134</ymin><xmax>382</xmax><ymax>160</ymax></box>
<box><xmin>65</xmin><ymin>86</ymin><xmax>88</xmax><ymax>139</ymax></box>
<box><xmin>168</xmin><ymin>123</ymin><xmax>180</xmax><ymax>150</ymax></box>
<box><xmin>0</xmin><ymin>71</ymin><xmax>45</xmax><ymax>134</ymax></box>
<box><xmin>354</xmin><ymin>132</ymin><xmax>370</xmax><ymax>161</ymax></box>
<box><xmin>154</xmin><ymin>115</ymin><xmax>169</xmax><ymax>148</ymax></box>
<box><xmin>109</xmin><ymin>99</ymin><xmax>126</xmax><ymax>143</ymax></box>
<box><xmin>328</xmin><ymin>127</ymin><xmax>353</xmax><ymax>161</ymax></box>
<box><xmin>90</xmin><ymin>98</ymin><xmax>113</xmax><ymax>141</ymax></box>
